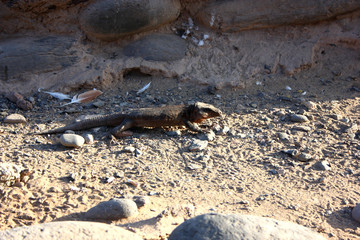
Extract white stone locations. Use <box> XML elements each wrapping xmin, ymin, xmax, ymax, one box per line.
<box><xmin>59</xmin><ymin>134</ymin><xmax>85</xmax><ymax>148</ymax></box>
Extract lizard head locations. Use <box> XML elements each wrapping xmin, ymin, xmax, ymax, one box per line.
<box><xmin>191</xmin><ymin>102</ymin><xmax>222</xmax><ymax>123</ymax></box>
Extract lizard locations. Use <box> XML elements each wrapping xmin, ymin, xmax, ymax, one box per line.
<box><xmin>36</xmin><ymin>102</ymin><xmax>222</xmax><ymax>138</ymax></box>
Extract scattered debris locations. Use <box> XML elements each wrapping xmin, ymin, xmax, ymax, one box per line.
<box><xmin>39</xmin><ymin>88</ymin><xmax>102</xmax><ymax>106</ymax></box>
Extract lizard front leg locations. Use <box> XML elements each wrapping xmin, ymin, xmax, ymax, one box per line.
<box><xmin>184</xmin><ymin>120</ymin><xmax>206</xmax><ymax>133</ymax></box>
<box><xmin>111</xmin><ymin>118</ymin><xmax>134</xmax><ymax>138</ymax></box>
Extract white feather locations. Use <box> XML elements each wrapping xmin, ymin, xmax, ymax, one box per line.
<box><xmin>137</xmin><ymin>82</ymin><xmax>151</xmax><ymax>94</ymax></box>
<box><xmin>39</xmin><ymin>88</ymin><xmax>71</xmax><ymax>100</ymax></box>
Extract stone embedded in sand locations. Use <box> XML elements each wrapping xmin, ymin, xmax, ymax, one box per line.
<box><xmin>59</xmin><ymin>134</ymin><xmax>85</xmax><ymax>148</ymax></box>
<box><xmin>189</xmin><ymin>139</ymin><xmax>208</xmax><ymax>152</ymax></box>
<box><xmin>278</xmin><ymin>132</ymin><xmax>291</xmax><ymax>142</ymax></box>
<box><xmin>196</xmin><ymin>0</ymin><xmax>360</xmax><ymax>32</ymax></box>
<box><xmin>0</xmin><ymin>221</ymin><xmax>142</xmax><ymax>240</ymax></box>
<box><xmin>297</xmin><ymin>152</ymin><xmax>313</xmax><ymax>162</ymax></box>
<box><xmin>0</xmin><ymin>37</ymin><xmax>77</xmax><ymax>81</ymax></box>
<box><xmin>123</xmin><ymin>34</ymin><xmax>187</xmax><ymax>61</ymax></box>
<box><xmin>169</xmin><ymin>213</ymin><xmax>326</xmax><ymax>240</ymax></box>
<box><xmin>4</xmin><ymin>113</ymin><xmax>27</xmax><ymax>124</ymax></box>
<box><xmin>352</xmin><ymin>203</ymin><xmax>360</xmax><ymax>222</ymax></box>
<box><xmin>313</xmin><ymin>160</ymin><xmax>331</xmax><ymax>171</ymax></box>
<box><xmin>84</xmin><ymin>198</ymin><xmax>138</xmax><ymax>220</ymax></box>
<box><xmin>290</xmin><ymin>114</ymin><xmax>309</xmax><ymax>123</ymax></box>
<box><xmin>79</xmin><ymin>0</ymin><xmax>181</xmax><ymax>41</ymax></box>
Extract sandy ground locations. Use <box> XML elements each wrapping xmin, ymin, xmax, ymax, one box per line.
<box><xmin>0</xmin><ymin>42</ymin><xmax>360</xmax><ymax>240</ymax></box>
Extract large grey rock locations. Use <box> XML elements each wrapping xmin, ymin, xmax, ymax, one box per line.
<box><xmin>0</xmin><ymin>36</ymin><xmax>77</xmax><ymax>81</ymax></box>
<box><xmin>0</xmin><ymin>221</ymin><xmax>142</xmax><ymax>240</ymax></box>
<box><xmin>123</xmin><ymin>34</ymin><xmax>187</xmax><ymax>61</ymax></box>
<box><xmin>196</xmin><ymin>0</ymin><xmax>360</xmax><ymax>32</ymax></box>
<box><xmin>169</xmin><ymin>213</ymin><xmax>326</xmax><ymax>240</ymax></box>
<box><xmin>2</xmin><ymin>0</ymin><xmax>87</xmax><ymax>13</ymax></box>
<box><xmin>84</xmin><ymin>198</ymin><xmax>138</xmax><ymax>220</ymax></box>
<box><xmin>80</xmin><ymin>0</ymin><xmax>181</xmax><ymax>41</ymax></box>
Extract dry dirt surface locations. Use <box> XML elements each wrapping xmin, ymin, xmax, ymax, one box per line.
<box><xmin>0</xmin><ymin>48</ymin><xmax>360</xmax><ymax>239</ymax></box>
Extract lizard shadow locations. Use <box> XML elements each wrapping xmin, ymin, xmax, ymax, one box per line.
<box><xmin>26</xmin><ymin>142</ymin><xmax>71</xmax><ymax>152</ymax></box>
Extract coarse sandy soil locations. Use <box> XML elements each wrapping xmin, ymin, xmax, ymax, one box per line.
<box><xmin>0</xmin><ymin>42</ymin><xmax>360</xmax><ymax>240</ymax></box>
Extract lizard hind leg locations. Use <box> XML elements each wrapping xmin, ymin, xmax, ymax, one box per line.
<box><xmin>111</xmin><ymin>118</ymin><xmax>134</xmax><ymax>138</ymax></box>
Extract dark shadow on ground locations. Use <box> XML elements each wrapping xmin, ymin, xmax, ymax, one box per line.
<box><xmin>326</xmin><ymin>207</ymin><xmax>360</xmax><ymax>238</ymax></box>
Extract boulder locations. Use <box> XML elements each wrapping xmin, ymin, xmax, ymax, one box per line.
<box><xmin>80</xmin><ymin>0</ymin><xmax>181</xmax><ymax>41</ymax></box>
<box><xmin>196</xmin><ymin>0</ymin><xmax>360</xmax><ymax>32</ymax></box>
<box><xmin>0</xmin><ymin>36</ymin><xmax>77</xmax><ymax>81</ymax></box>
<box><xmin>84</xmin><ymin>198</ymin><xmax>138</xmax><ymax>220</ymax></box>
<box><xmin>169</xmin><ymin>213</ymin><xmax>326</xmax><ymax>240</ymax></box>
<box><xmin>0</xmin><ymin>221</ymin><xmax>142</xmax><ymax>240</ymax></box>
<box><xmin>2</xmin><ymin>0</ymin><xmax>89</xmax><ymax>13</ymax></box>
<box><xmin>123</xmin><ymin>34</ymin><xmax>187</xmax><ymax>61</ymax></box>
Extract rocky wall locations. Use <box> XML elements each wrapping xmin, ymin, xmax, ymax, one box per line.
<box><xmin>0</xmin><ymin>0</ymin><xmax>359</xmax><ymax>94</ymax></box>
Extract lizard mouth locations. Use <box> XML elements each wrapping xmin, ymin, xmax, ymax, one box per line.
<box><xmin>194</xmin><ymin>117</ymin><xmax>208</xmax><ymax>123</ymax></box>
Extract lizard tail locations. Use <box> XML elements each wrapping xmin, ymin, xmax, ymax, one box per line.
<box><xmin>34</xmin><ymin>114</ymin><xmax>124</xmax><ymax>135</ymax></box>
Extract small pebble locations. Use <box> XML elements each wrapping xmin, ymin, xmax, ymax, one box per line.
<box><xmin>166</xmin><ymin>130</ymin><xmax>181</xmax><ymax>137</ymax></box>
<box><xmin>274</xmin><ymin>110</ymin><xmax>286</xmax><ymax>117</ymax></box>
<box><xmin>292</xmin><ymin>125</ymin><xmax>311</xmax><ymax>132</ymax></box>
<box><xmin>106</xmin><ymin>176</ymin><xmax>115</xmax><ymax>183</ymax></box>
<box><xmin>59</xmin><ymin>134</ymin><xmax>85</xmax><ymax>148</ymax></box>
<box><xmin>122</xmin><ymin>146</ymin><xmax>136</xmax><ymax>153</ymax></box>
<box><xmin>132</xmin><ymin>196</ymin><xmax>150</xmax><ymax>208</ymax></box>
<box><xmin>297</xmin><ymin>152</ymin><xmax>313</xmax><ymax>162</ymax></box>
<box><xmin>277</xmin><ymin>132</ymin><xmax>290</xmax><ymax>142</ymax></box>
<box><xmin>126</xmin><ymin>179</ymin><xmax>138</xmax><ymax>187</ymax></box>
<box><xmin>313</xmin><ymin>160</ymin><xmax>331</xmax><ymax>171</ymax></box>
<box><xmin>114</xmin><ymin>171</ymin><xmax>124</xmax><ymax>178</ymax></box>
<box><xmin>198</xmin><ymin>130</ymin><xmax>215</xmax><ymax>141</ymax></box>
<box><xmin>213</xmin><ymin>124</ymin><xmax>222</xmax><ymax>132</ymax></box>
<box><xmin>187</xmin><ymin>163</ymin><xmax>202</xmax><ymax>170</ymax></box>
<box><xmin>302</xmin><ymin>100</ymin><xmax>317</xmax><ymax>110</ymax></box>
<box><xmin>282</xmin><ymin>149</ymin><xmax>299</xmax><ymax>157</ymax></box>
<box><xmin>219</xmin><ymin>126</ymin><xmax>230</xmax><ymax>135</ymax></box>
<box><xmin>148</xmin><ymin>191</ymin><xmax>159</xmax><ymax>196</ymax></box>
<box><xmin>4</xmin><ymin>114</ymin><xmax>27</xmax><ymax>124</ymax></box>
<box><xmin>340</xmin><ymin>118</ymin><xmax>350</xmax><ymax>123</ymax></box>
<box><xmin>269</xmin><ymin>169</ymin><xmax>277</xmax><ymax>175</ymax></box>
<box><xmin>83</xmin><ymin>133</ymin><xmax>94</xmax><ymax>144</ymax></box>
<box><xmin>135</xmin><ymin>149</ymin><xmax>142</xmax><ymax>157</ymax></box>
<box><xmin>189</xmin><ymin>139</ymin><xmax>208</xmax><ymax>152</ymax></box>
<box><xmin>328</xmin><ymin>114</ymin><xmax>342</xmax><ymax>120</ymax></box>
<box><xmin>205</xmin><ymin>130</ymin><xmax>216</xmax><ymax>141</ymax></box>
<box><xmin>290</xmin><ymin>114</ymin><xmax>309</xmax><ymax>123</ymax></box>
